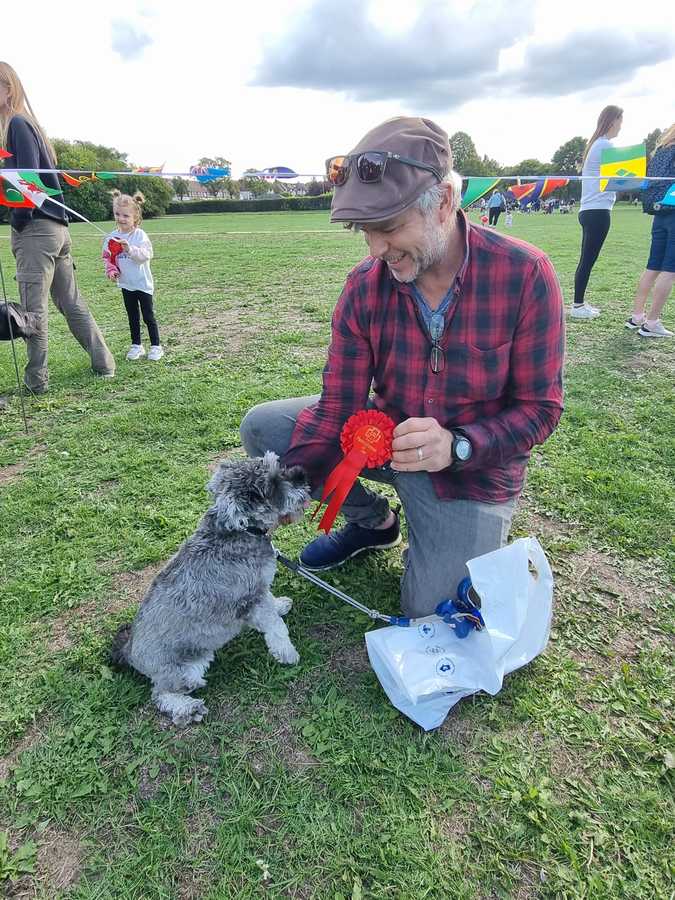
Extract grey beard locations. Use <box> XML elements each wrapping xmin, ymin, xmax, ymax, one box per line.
<box><xmin>395</xmin><ymin>221</ymin><xmax>451</xmax><ymax>283</ymax></box>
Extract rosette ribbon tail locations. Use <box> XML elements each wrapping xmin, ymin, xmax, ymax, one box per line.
<box><xmin>313</xmin><ymin>447</ymin><xmax>369</xmax><ymax>534</ymax></box>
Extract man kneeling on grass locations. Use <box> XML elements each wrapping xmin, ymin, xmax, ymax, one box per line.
<box><xmin>241</xmin><ymin>116</ymin><xmax>565</xmax><ymax>617</ymax></box>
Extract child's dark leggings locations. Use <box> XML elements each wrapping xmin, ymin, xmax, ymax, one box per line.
<box><xmin>574</xmin><ymin>210</ymin><xmax>611</xmax><ymax>304</ymax></box>
<box><xmin>121</xmin><ymin>289</ymin><xmax>160</xmax><ymax>345</ymax></box>
<box><xmin>488</xmin><ymin>208</ymin><xmax>501</xmax><ymax>226</ymax></box>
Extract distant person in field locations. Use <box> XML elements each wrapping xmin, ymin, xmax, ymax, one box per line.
<box><xmin>625</xmin><ymin>124</ymin><xmax>675</xmax><ymax>338</ymax></box>
<box><xmin>240</xmin><ymin>117</ymin><xmax>565</xmax><ymax>617</ymax></box>
<box><xmin>487</xmin><ymin>189</ymin><xmax>505</xmax><ymax>226</ymax></box>
<box><xmin>103</xmin><ymin>190</ymin><xmax>164</xmax><ymax>361</ymax></box>
<box><xmin>572</xmin><ymin>104</ymin><xmax>624</xmax><ymax>320</ymax></box>
<box><xmin>0</xmin><ymin>61</ymin><xmax>115</xmax><ymax>394</ymax></box>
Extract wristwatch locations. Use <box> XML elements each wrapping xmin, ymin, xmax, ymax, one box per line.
<box><xmin>451</xmin><ymin>432</ymin><xmax>472</xmax><ymax>465</ymax></box>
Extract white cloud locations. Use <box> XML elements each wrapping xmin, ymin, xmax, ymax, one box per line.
<box><xmin>111</xmin><ymin>19</ymin><xmax>153</xmax><ymax>61</ymax></box>
<box><xmin>2</xmin><ymin>0</ymin><xmax>674</xmax><ymax>176</ymax></box>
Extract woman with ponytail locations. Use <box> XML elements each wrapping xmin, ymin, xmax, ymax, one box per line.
<box><xmin>0</xmin><ymin>62</ymin><xmax>115</xmax><ymax>393</ymax></box>
<box><xmin>571</xmin><ymin>105</ymin><xmax>624</xmax><ymax>319</ymax></box>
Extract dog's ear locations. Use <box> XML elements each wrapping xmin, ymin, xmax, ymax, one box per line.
<box><xmin>213</xmin><ymin>493</ymin><xmax>250</xmax><ymax>532</ymax></box>
<box><xmin>206</xmin><ymin>459</ymin><xmax>233</xmax><ymax>498</ymax></box>
<box><xmin>262</xmin><ymin>450</ymin><xmax>280</xmax><ymax>474</ymax></box>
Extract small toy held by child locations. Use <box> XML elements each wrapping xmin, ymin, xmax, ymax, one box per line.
<box><xmin>103</xmin><ymin>190</ymin><xmax>164</xmax><ymax>361</ymax></box>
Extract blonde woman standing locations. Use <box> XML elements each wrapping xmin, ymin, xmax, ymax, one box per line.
<box><xmin>572</xmin><ymin>105</ymin><xmax>624</xmax><ymax>319</ymax></box>
<box><xmin>0</xmin><ymin>61</ymin><xmax>114</xmax><ymax>394</ymax></box>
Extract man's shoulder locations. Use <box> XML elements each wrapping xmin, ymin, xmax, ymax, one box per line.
<box><xmin>470</xmin><ymin>224</ymin><xmax>549</xmax><ymax>270</ymax></box>
<box><xmin>344</xmin><ymin>255</ymin><xmax>388</xmax><ymax>288</ymax></box>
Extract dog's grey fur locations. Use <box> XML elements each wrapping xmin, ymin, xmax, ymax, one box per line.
<box><xmin>111</xmin><ymin>452</ymin><xmax>310</xmax><ymax>726</ymax></box>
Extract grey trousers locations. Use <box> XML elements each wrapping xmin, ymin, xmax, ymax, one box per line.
<box><xmin>240</xmin><ymin>396</ymin><xmax>517</xmax><ymax>617</ymax></box>
<box><xmin>10</xmin><ymin>218</ymin><xmax>115</xmax><ymax>392</ymax></box>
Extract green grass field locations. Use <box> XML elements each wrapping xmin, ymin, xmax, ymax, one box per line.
<box><xmin>0</xmin><ymin>207</ymin><xmax>673</xmax><ymax>899</ymax></box>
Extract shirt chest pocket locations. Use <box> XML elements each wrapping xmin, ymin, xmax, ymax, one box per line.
<box><xmin>445</xmin><ymin>340</ymin><xmax>512</xmax><ymax>401</ymax></box>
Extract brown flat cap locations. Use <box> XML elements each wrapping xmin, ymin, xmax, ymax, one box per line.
<box><xmin>330</xmin><ymin>116</ymin><xmax>450</xmax><ymax>224</ymax></box>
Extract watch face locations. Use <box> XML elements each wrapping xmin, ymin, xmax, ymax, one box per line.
<box><xmin>455</xmin><ymin>438</ymin><xmax>472</xmax><ymax>461</ymax></box>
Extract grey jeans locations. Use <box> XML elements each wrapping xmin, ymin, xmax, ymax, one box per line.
<box><xmin>240</xmin><ymin>396</ymin><xmax>517</xmax><ymax>617</ymax></box>
<box><xmin>10</xmin><ymin>218</ymin><xmax>115</xmax><ymax>392</ymax></box>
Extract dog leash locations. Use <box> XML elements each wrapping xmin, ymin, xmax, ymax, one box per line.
<box><xmin>273</xmin><ymin>547</ymin><xmax>484</xmax><ymax>636</ymax></box>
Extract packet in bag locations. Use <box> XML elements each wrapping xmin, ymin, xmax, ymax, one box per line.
<box><xmin>364</xmin><ymin>537</ymin><xmax>553</xmax><ymax>730</ymax></box>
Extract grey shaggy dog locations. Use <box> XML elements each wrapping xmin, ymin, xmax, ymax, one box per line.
<box><xmin>111</xmin><ymin>452</ymin><xmax>310</xmax><ymax>726</ymax></box>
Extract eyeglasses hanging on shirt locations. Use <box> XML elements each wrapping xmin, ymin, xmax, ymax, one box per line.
<box><xmin>429</xmin><ymin>311</ymin><xmax>445</xmax><ymax>374</ymax></box>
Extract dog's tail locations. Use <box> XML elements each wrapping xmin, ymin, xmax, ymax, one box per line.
<box><xmin>110</xmin><ymin>623</ymin><xmax>133</xmax><ymax>668</ymax></box>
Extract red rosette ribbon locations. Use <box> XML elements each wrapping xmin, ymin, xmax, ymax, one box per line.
<box><xmin>313</xmin><ymin>410</ymin><xmax>395</xmax><ymax>534</ymax></box>
<box><xmin>107</xmin><ymin>238</ymin><xmax>125</xmax><ymax>266</ymax></box>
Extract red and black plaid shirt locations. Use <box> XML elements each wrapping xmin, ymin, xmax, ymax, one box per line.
<box><xmin>284</xmin><ymin>212</ymin><xmax>564</xmax><ymax>503</ymax></box>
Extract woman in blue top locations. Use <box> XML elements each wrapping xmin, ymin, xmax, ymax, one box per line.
<box><xmin>625</xmin><ymin>123</ymin><xmax>675</xmax><ymax>337</ymax></box>
<box><xmin>572</xmin><ymin>105</ymin><xmax>623</xmax><ymax>320</ymax></box>
<box><xmin>487</xmin><ymin>190</ymin><xmax>505</xmax><ymax>227</ymax></box>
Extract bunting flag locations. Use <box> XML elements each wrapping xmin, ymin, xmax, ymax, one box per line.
<box><xmin>460</xmin><ymin>177</ymin><xmax>500</xmax><ymax>209</ymax></box>
<box><xmin>600</xmin><ymin>143</ymin><xmax>646</xmax><ymax>192</ymax></box>
<box><xmin>0</xmin><ymin>172</ymin><xmax>51</xmax><ymax>207</ymax></box>
<box><xmin>258</xmin><ymin>166</ymin><xmax>299</xmax><ymax>180</ymax></box>
<box><xmin>16</xmin><ymin>172</ymin><xmax>62</xmax><ymax>196</ymax></box>
<box><xmin>190</xmin><ymin>164</ymin><xmax>231</xmax><ymax>182</ymax></box>
<box><xmin>133</xmin><ymin>164</ymin><xmax>164</xmax><ymax>173</ymax></box>
<box><xmin>538</xmin><ymin>177</ymin><xmax>569</xmax><ymax>199</ymax></box>
<box><xmin>507</xmin><ymin>178</ymin><xmax>569</xmax><ymax>207</ymax></box>
<box><xmin>0</xmin><ymin>148</ymin><xmax>13</xmax><ymax>159</ymax></box>
<box><xmin>507</xmin><ymin>183</ymin><xmax>537</xmax><ymax>204</ymax></box>
<box><xmin>0</xmin><ymin>177</ymin><xmax>37</xmax><ymax>208</ymax></box>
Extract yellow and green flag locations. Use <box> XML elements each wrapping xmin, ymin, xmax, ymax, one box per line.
<box><xmin>599</xmin><ymin>143</ymin><xmax>646</xmax><ymax>192</ymax></box>
<box><xmin>461</xmin><ymin>177</ymin><xmax>501</xmax><ymax>209</ymax></box>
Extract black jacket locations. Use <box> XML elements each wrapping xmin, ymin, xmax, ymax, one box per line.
<box><xmin>5</xmin><ymin>115</ymin><xmax>68</xmax><ymax>231</ymax></box>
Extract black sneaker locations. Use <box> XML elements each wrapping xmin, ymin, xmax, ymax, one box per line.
<box><xmin>299</xmin><ymin>509</ymin><xmax>401</xmax><ymax>571</ymax></box>
<box><xmin>625</xmin><ymin>316</ymin><xmax>644</xmax><ymax>330</ymax></box>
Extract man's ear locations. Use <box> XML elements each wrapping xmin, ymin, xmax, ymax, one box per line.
<box><xmin>439</xmin><ymin>183</ymin><xmax>455</xmax><ymax>224</ymax></box>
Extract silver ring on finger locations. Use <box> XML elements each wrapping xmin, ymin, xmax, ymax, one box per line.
<box><xmin>416</xmin><ymin>446</ymin><xmax>424</xmax><ymax>462</ymax></box>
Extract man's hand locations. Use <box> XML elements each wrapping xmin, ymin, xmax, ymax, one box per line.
<box><xmin>391</xmin><ymin>417</ymin><xmax>453</xmax><ymax>472</ymax></box>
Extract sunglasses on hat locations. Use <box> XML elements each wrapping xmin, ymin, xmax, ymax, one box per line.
<box><xmin>325</xmin><ymin>151</ymin><xmax>443</xmax><ymax>187</ymax></box>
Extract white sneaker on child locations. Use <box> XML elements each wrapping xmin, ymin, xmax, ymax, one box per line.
<box><xmin>147</xmin><ymin>345</ymin><xmax>164</xmax><ymax>361</ymax></box>
<box><xmin>570</xmin><ymin>304</ymin><xmax>601</xmax><ymax>319</ymax></box>
<box><xmin>638</xmin><ymin>320</ymin><xmax>673</xmax><ymax>338</ymax></box>
<box><xmin>126</xmin><ymin>344</ymin><xmax>145</xmax><ymax>360</ymax></box>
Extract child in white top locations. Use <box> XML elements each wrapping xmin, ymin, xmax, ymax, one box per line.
<box><xmin>103</xmin><ymin>190</ymin><xmax>164</xmax><ymax>361</ymax></box>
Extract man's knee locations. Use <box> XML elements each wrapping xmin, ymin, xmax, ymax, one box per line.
<box><xmin>240</xmin><ymin>401</ymin><xmax>290</xmax><ymax>458</ymax></box>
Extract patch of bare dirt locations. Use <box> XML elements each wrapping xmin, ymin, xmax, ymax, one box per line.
<box><xmin>172</xmin><ymin>301</ymin><xmax>326</xmax><ymax>357</ymax></box>
<box><xmin>0</xmin><ymin>461</ymin><xmax>26</xmax><ymax>486</ymax></box>
<box><xmin>5</xmin><ymin>825</ymin><xmax>83</xmax><ymax>898</ymax></box>
<box><xmin>0</xmin><ymin>720</ymin><xmax>47</xmax><ymax>783</ymax></box>
<box><xmin>43</xmin><ymin>560</ymin><xmax>164</xmax><ymax>655</ymax></box>
<box><xmin>0</xmin><ymin>443</ymin><xmax>47</xmax><ymax>488</ymax></box>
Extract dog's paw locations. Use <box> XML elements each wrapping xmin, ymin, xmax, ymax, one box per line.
<box><xmin>171</xmin><ymin>699</ymin><xmax>209</xmax><ymax>726</ymax></box>
<box><xmin>273</xmin><ymin>643</ymin><xmax>300</xmax><ymax>666</ymax></box>
<box><xmin>273</xmin><ymin>596</ymin><xmax>293</xmax><ymax>616</ymax></box>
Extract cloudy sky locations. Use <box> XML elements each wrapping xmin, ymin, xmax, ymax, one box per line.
<box><xmin>3</xmin><ymin>0</ymin><xmax>674</xmax><ymax>178</ymax></box>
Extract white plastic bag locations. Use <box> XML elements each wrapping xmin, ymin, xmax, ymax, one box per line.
<box><xmin>364</xmin><ymin>537</ymin><xmax>553</xmax><ymax>730</ymax></box>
